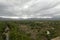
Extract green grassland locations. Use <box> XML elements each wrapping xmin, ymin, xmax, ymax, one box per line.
<box><xmin>0</xmin><ymin>21</ymin><xmax>60</xmax><ymax>40</ymax></box>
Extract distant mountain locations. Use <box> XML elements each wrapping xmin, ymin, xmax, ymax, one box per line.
<box><xmin>0</xmin><ymin>17</ymin><xmax>60</xmax><ymax>21</ymax></box>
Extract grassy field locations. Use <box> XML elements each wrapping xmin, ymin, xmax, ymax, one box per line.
<box><xmin>0</xmin><ymin>20</ymin><xmax>60</xmax><ymax>40</ymax></box>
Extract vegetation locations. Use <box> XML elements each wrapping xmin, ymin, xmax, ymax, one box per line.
<box><xmin>0</xmin><ymin>21</ymin><xmax>60</xmax><ymax>40</ymax></box>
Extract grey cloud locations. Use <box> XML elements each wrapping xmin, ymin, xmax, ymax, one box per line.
<box><xmin>0</xmin><ymin>3</ymin><xmax>16</xmax><ymax>16</ymax></box>
<box><xmin>0</xmin><ymin>0</ymin><xmax>60</xmax><ymax>19</ymax></box>
<box><xmin>17</xmin><ymin>0</ymin><xmax>60</xmax><ymax>17</ymax></box>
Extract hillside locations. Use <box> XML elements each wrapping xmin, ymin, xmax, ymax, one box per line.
<box><xmin>0</xmin><ymin>21</ymin><xmax>60</xmax><ymax>40</ymax></box>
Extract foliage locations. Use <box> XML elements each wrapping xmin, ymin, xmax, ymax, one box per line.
<box><xmin>0</xmin><ymin>21</ymin><xmax>60</xmax><ymax>40</ymax></box>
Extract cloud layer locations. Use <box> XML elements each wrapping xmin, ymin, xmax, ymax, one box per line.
<box><xmin>0</xmin><ymin>0</ymin><xmax>60</xmax><ymax>19</ymax></box>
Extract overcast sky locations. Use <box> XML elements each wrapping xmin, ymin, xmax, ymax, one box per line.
<box><xmin>0</xmin><ymin>0</ymin><xmax>60</xmax><ymax>19</ymax></box>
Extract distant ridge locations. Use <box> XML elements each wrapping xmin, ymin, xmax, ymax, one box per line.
<box><xmin>0</xmin><ymin>17</ymin><xmax>60</xmax><ymax>21</ymax></box>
